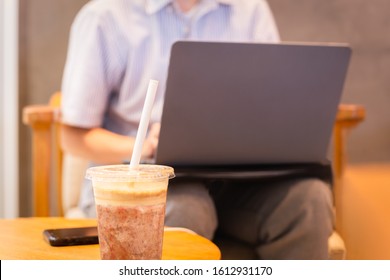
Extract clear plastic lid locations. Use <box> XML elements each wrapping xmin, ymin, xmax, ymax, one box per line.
<box><xmin>85</xmin><ymin>164</ymin><xmax>175</xmax><ymax>182</ymax></box>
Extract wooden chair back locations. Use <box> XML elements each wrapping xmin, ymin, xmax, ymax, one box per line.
<box><xmin>23</xmin><ymin>94</ymin><xmax>366</xmax><ymax>217</ymax></box>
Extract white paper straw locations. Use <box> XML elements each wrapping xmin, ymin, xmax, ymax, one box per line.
<box><xmin>130</xmin><ymin>79</ymin><xmax>159</xmax><ymax>168</ymax></box>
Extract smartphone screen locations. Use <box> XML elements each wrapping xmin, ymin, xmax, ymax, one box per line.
<box><xmin>43</xmin><ymin>226</ymin><xmax>99</xmax><ymax>247</ymax></box>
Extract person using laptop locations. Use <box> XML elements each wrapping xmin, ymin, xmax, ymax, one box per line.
<box><xmin>60</xmin><ymin>0</ymin><xmax>334</xmax><ymax>259</ymax></box>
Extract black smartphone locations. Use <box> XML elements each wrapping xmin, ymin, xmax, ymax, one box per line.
<box><xmin>43</xmin><ymin>226</ymin><xmax>99</xmax><ymax>247</ymax></box>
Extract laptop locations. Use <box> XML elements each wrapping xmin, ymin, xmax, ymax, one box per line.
<box><xmin>154</xmin><ymin>41</ymin><xmax>351</xmax><ymax>179</ymax></box>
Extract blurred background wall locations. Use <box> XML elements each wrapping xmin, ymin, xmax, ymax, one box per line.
<box><xmin>18</xmin><ymin>0</ymin><xmax>390</xmax><ymax>216</ymax></box>
<box><xmin>269</xmin><ymin>0</ymin><xmax>390</xmax><ymax>163</ymax></box>
<box><xmin>19</xmin><ymin>0</ymin><xmax>89</xmax><ymax>216</ymax></box>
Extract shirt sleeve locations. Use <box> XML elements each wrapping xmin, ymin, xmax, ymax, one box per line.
<box><xmin>61</xmin><ymin>5</ymin><xmax>124</xmax><ymax>128</ymax></box>
<box><xmin>252</xmin><ymin>0</ymin><xmax>281</xmax><ymax>43</ymax></box>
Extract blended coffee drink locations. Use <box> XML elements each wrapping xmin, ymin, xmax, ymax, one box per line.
<box><xmin>86</xmin><ymin>164</ymin><xmax>174</xmax><ymax>260</ymax></box>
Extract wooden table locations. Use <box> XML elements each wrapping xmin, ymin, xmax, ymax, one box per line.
<box><xmin>0</xmin><ymin>217</ymin><xmax>220</xmax><ymax>260</ymax></box>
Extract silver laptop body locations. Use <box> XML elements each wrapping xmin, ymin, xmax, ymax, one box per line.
<box><xmin>155</xmin><ymin>41</ymin><xmax>351</xmax><ymax>171</ymax></box>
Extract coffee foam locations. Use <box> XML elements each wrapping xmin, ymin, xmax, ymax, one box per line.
<box><xmin>93</xmin><ymin>180</ymin><xmax>168</xmax><ymax>206</ymax></box>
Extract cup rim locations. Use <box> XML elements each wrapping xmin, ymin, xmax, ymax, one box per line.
<box><xmin>85</xmin><ymin>164</ymin><xmax>175</xmax><ymax>182</ymax></box>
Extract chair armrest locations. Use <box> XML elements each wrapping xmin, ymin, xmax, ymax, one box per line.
<box><xmin>23</xmin><ymin>105</ymin><xmax>60</xmax><ymax>216</ymax></box>
<box><xmin>23</xmin><ymin>105</ymin><xmax>58</xmax><ymax>126</ymax></box>
<box><xmin>336</xmin><ymin>104</ymin><xmax>366</xmax><ymax>124</ymax></box>
<box><xmin>333</xmin><ymin>104</ymin><xmax>366</xmax><ymax>179</ymax></box>
<box><xmin>22</xmin><ymin>90</ymin><xmax>62</xmax><ymax>126</ymax></box>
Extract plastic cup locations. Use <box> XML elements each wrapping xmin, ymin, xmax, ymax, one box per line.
<box><xmin>85</xmin><ymin>164</ymin><xmax>175</xmax><ymax>260</ymax></box>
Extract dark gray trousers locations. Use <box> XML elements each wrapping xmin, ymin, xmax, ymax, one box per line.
<box><xmin>165</xmin><ymin>177</ymin><xmax>334</xmax><ymax>260</ymax></box>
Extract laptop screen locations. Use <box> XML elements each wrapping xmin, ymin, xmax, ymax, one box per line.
<box><xmin>155</xmin><ymin>41</ymin><xmax>351</xmax><ymax>167</ymax></box>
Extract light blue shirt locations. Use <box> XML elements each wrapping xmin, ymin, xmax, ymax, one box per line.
<box><xmin>61</xmin><ymin>0</ymin><xmax>280</xmax><ymax>137</ymax></box>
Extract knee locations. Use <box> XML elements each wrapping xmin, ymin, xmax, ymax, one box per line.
<box><xmin>296</xmin><ymin>178</ymin><xmax>333</xmax><ymax>210</ymax></box>
<box><xmin>165</xmin><ymin>182</ymin><xmax>218</xmax><ymax>239</ymax></box>
<box><xmin>290</xmin><ymin>178</ymin><xmax>334</xmax><ymax>228</ymax></box>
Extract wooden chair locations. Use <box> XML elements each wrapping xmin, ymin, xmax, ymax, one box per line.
<box><xmin>332</xmin><ymin>104</ymin><xmax>366</xmax><ymax>181</ymax></box>
<box><xmin>23</xmin><ymin>92</ymin><xmax>64</xmax><ymax>217</ymax></box>
<box><xmin>23</xmin><ymin>92</ymin><xmax>88</xmax><ymax>217</ymax></box>
<box><xmin>22</xmin><ymin>92</ymin><xmax>366</xmax><ymax>259</ymax></box>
